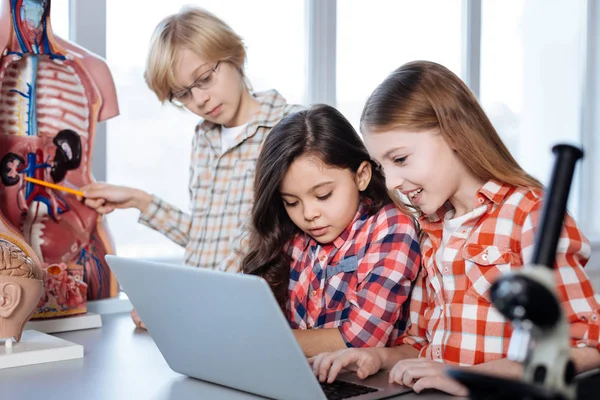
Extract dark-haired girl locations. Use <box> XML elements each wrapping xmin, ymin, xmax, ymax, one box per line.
<box><xmin>241</xmin><ymin>104</ymin><xmax>420</xmax><ymax>357</ymax></box>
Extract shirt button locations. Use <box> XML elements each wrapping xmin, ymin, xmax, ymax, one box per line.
<box><xmin>482</xmin><ymin>252</ymin><xmax>489</xmax><ymax>261</ymax></box>
<box><xmin>307</xmin><ymin>324</ymin><xmax>313</xmax><ymax>329</ymax></box>
<box><xmin>310</xmin><ymin>290</ymin><xmax>317</xmax><ymax>297</ymax></box>
<box><xmin>592</xmin><ymin>313</ymin><xmax>598</xmax><ymax>321</ymax></box>
<box><xmin>478</xmin><ymin>197</ymin><xmax>485</xmax><ymax>204</ymax></box>
<box><xmin>320</xmin><ymin>255</ymin><xmax>327</xmax><ymax>262</ymax></box>
<box><xmin>443</xmin><ymin>267</ymin><xmax>449</xmax><ymax>273</ymax></box>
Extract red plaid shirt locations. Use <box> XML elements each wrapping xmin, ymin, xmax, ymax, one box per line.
<box><xmin>396</xmin><ymin>180</ymin><xmax>599</xmax><ymax>366</ymax></box>
<box><xmin>287</xmin><ymin>203</ymin><xmax>420</xmax><ymax>348</ymax></box>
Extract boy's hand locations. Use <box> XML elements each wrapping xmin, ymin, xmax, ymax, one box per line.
<box><xmin>388</xmin><ymin>358</ymin><xmax>468</xmax><ymax>396</ymax></box>
<box><xmin>308</xmin><ymin>348</ymin><xmax>383</xmax><ymax>383</ymax></box>
<box><xmin>81</xmin><ymin>183</ymin><xmax>152</xmax><ymax>214</ymax></box>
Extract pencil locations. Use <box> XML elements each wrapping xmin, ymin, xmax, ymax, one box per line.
<box><xmin>24</xmin><ymin>176</ymin><xmax>84</xmax><ymax>197</ymax></box>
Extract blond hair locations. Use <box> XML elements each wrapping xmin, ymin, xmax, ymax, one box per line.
<box><xmin>144</xmin><ymin>6</ymin><xmax>247</xmax><ymax>102</ymax></box>
<box><xmin>361</xmin><ymin>61</ymin><xmax>542</xmax><ymax>196</ymax></box>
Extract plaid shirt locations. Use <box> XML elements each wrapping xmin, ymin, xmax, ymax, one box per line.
<box><xmin>287</xmin><ymin>203</ymin><xmax>421</xmax><ymax>348</ymax></box>
<box><xmin>139</xmin><ymin>90</ymin><xmax>302</xmax><ymax>268</ymax></box>
<box><xmin>396</xmin><ymin>180</ymin><xmax>600</xmax><ymax>366</ymax></box>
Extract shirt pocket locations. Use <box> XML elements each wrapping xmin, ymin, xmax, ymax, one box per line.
<box><xmin>225</xmin><ymin>159</ymin><xmax>256</xmax><ymax>223</ymax></box>
<box><xmin>324</xmin><ymin>255</ymin><xmax>359</xmax><ymax>310</ymax></box>
<box><xmin>462</xmin><ymin>244</ymin><xmax>516</xmax><ymax>302</ymax></box>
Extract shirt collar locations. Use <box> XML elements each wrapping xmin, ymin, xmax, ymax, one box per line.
<box><xmin>418</xmin><ymin>179</ymin><xmax>512</xmax><ymax>231</ymax></box>
<box><xmin>477</xmin><ymin>179</ymin><xmax>512</xmax><ymax>205</ymax></box>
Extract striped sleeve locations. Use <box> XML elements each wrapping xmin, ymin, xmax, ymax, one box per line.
<box><xmin>138</xmin><ymin>195</ymin><xmax>192</xmax><ymax>247</ymax></box>
<box><xmin>396</xmin><ymin>267</ymin><xmax>432</xmax><ymax>353</ymax></box>
<box><xmin>339</xmin><ymin>208</ymin><xmax>421</xmax><ymax>347</ymax></box>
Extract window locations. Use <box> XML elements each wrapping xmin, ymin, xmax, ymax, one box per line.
<box><xmin>50</xmin><ymin>0</ymin><xmax>70</xmax><ymax>39</ymax></box>
<box><xmin>584</xmin><ymin>0</ymin><xmax>600</xmax><ymax>241</ymax></box>
<box><xmin>336</xmin><ymin>0</ymin><xmax>463</xmax><ymax>129</ymax></box>
<box><xmin>63</xmin><ymin>1</ymin><xmax>597</xmax><ymax>271</ymax></box>
<box><xmin>480</xmin><ymin>0</ymin><xmax>587</xmax><ymax>218</ymax></box>
<box><xmin>105</xmin><ymin>0</ymin><xmax>306</xmax><ymax>258</ymax></box>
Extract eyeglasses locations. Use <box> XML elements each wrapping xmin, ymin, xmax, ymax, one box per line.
<box><xmin>169</xmin><ymin>61</ymin><xmax>220</xmax><ymax>106</ymax></box>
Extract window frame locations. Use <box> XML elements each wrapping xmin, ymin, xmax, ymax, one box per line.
<box><xmin>66</xmin><ymin>0</ymin><xmax>600</xmax><ymax>268</ymax></box>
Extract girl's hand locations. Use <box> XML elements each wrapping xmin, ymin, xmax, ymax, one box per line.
<box><xmin>131</xmin><ymin>308</ymin><xmax>147</xmax><ymax>330</ymax></box>
<box><xmin>308</xmin><ymin>348</ymin><xmax>384</xmax><ymax>383</ymax></box>
<box><xmin>81</xmin><ymin>183</ymin><xmax>152</xmax><ymax>214</ymax></box>
<box><xmin>388</xmin><ymin>358</ymin><xmax>468</xmax><ymax>397</ymax></box>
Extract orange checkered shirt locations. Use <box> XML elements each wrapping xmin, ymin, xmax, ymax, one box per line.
<box><xmin>396</xmin><ymin>180</ymin><xmax>600</xmax><ymax>366</ymax></box>
<box><xmin>138</xmin><ymin>90</ymin><xmax>302</xmax><ymax>268</ymax></box>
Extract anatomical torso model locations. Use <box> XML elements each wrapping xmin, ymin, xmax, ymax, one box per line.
<box><xmin>0</xmin><ymin>0</ymin><xmax>120</xmax><ymax>318</ymax></box>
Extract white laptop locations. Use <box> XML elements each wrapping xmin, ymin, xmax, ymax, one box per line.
<box><xmin>105</xmin><ymin>255</ymin><xmax>413</xmax><ymax>400</ymax></box>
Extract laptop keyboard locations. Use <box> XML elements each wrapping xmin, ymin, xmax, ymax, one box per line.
<box><xmin>320</xmin><ymin>380</ymin><xmax>379</xmax><ymax>399</ymax></box>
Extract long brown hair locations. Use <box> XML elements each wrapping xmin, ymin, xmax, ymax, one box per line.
<box><xmin>241</xmin><ymin>104</ymin><xmax>392</xmax><ymax>309</ymax></box>
<box><xmin>360</xmin><ymin>61</ymin><xmax>542</xmax><ymax>196</ymax></box>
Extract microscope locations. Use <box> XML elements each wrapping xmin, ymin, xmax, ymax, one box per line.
<box><xmin>447</xmin><ymin>144</ymin><xmax>584</xmax><ymax>400</ymax></box>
